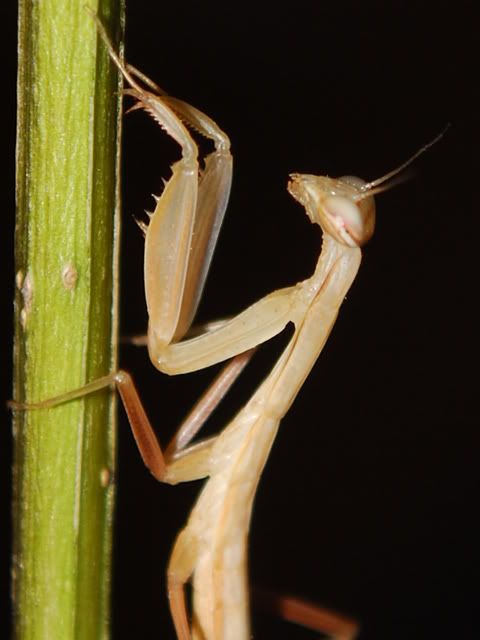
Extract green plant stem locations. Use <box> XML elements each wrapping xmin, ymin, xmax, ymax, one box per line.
<box><xmin>13</xmin><ymin>1</ymin><xmax>124</xmax><ymax>638</ymax></box>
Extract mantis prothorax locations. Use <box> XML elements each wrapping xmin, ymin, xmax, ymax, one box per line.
<box><xmin>12</xmin><ymin>16</ymin><xmax>444</xmax><ymax>640</ymax></box>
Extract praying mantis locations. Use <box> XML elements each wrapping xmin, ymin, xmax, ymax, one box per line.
<box><xmin>12</xmin><ymin>15</ymin><xmax>445</xmax><ymax>640</ymax></box>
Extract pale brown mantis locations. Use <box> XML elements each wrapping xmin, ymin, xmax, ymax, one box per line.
<box><xmin>12</xmin><ymin>15</ymin><xmax>445</xmax><ymax>640</ymax></box>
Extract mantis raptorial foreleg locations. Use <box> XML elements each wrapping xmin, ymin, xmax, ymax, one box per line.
<box><xmin>12</xmin><ymin>14</ymin><xmax>445</xmax><ymax>640</ymax></box>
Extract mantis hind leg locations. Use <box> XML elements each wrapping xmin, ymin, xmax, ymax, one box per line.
<box><xmin>253</xmin><ymin>587</ymin><xmax>359</xmax><ymax>639</ymax></box>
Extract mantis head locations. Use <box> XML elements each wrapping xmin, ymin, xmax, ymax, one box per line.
<box><xmin>288</xmin><ymin>128</ymin><xmax>447</xmax><ymax>248</ymax></box>
<box><xmin>288</xmin><ymin>174</ymin><xmax>376</xmax><ymax>248</ymax></box>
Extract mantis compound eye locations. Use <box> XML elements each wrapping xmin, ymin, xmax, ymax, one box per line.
<box><xmin>322</xmin><ymin>176</ymin><xmax>376</xmax><ymax>248</ymax></box>
<box><xmin>322</xmin><ymin>195</ymin><xmax>364</xmax><ymax>248</ymax></box>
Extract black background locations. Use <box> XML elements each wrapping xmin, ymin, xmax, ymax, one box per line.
<box><xmin>2</xmin><ymin>2</ymin><xmax>478</xmax><ymax>639</ymax></box>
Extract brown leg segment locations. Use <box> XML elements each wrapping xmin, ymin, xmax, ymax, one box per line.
<box><xmin>253</xmin><ymin>587</ymin><xmax>359</xmax><ymax>640</ymax></box>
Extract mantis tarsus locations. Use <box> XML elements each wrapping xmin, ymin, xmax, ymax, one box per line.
<box><xmin>13</xmin><ymin>16</ymin><xmax>444</xmax><ymax>640</ymax></box>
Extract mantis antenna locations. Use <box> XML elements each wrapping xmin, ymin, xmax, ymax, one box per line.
<box><xmin>359</xmin><ymin>126</ymin><xmax>449</xmax><ymax>197</ymax></box>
